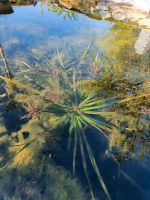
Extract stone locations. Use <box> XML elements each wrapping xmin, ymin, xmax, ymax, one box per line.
<box><xmin>134</xmin><ymin>29</ymin><xmax>150</xmax><ymax>54</ymax></box>
<box><xmin>100</xmin><ymin>10</ymin><xmax>111</xmax><ymax>19</ymax></box>
<box><xmin>138</xmin><ymin>18</ymin><xmax>150</xmax><ymax>28</ymax></box>
<box><xmin>130</xmin><ymin>13</ymin><xmax>147</xmax><ymax>22</ymax></box>
<box><xmin>107</xmin><ymin>4</ymin><xmax>121</xmax><ymax>11</ymax></box>
<box><xmin>104</xmin><ymin>0</ymin><xmax>150</xmax><ymax>13</ymax></box>
<box><xmin>51</xmin><ymin>0</ymin><xmax>150</xmax><ymax>29</ymax></box>
<box><xmin>114</xmin><ymin>11</ymin><xmax>132</xmax><ymax>20</ymax></box>
<box><xmin>112</xmin><ymin>12</ymin><xmax>127</xmax><ymax>20</ymax></box>
<box><xmin>90</xmin><ymin>7</ymin><xmax>101</xmax><ymax>14</ymax></box>
<box><xmin>96</xmin><ymin>3</ymin><xmax>109</xmax><ymax>11</ymax></box>
<box><xmin>104</xmin><ymin>2</ymin><xmax>150</xmax><ymax>26</ymax></box>
<box><xmin>122</xmin><ymin>12</ymin><xmax>132</xmax><ymax>20</ymax></box>
<box><xmin>90</xmin><ymin>7</ymin><xmax>102</xmax><ymax>19</ymax></box>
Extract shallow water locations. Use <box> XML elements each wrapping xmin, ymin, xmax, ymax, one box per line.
<box><xmin>0</xmin><ymin>1</ymin><xmax>150</xmax><ymax>200</ymax></box>
<box><xmin>0</xmin><ymin>3</ymin><xmax>113</xmax><ymax>65</ymax></box>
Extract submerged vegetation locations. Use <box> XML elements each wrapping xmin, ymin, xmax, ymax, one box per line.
<box><xmin>0</xmin><ymin>157</ymin><xmax>87</xmax><ymax>200</ymax></box>
<box><xmin>0</xmin><ymin>0</ymin><xmax>149</xmax><ymax>199</ymax></box>
<box><xmin>0</xmin><ymin>41</ymin><xmax>149</xmax><ymax>200</ymax></box>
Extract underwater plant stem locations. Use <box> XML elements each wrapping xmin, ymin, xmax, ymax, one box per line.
<box><xmin>73</xmin><ymin>71</ymin><xmax>78</xmax><ymax>106</ymax></box>
<box><xmin>0</xmin><ymin>44</ymin><xmax>12</xmax><ymax>79</ymax></box>
<box><xmin>81</xmin><ymin>130</ymin><xmax>112</xmax><ymax>200</ymax></box>
<box><xmin>0</xmin><ymin>139</ymin><xmax>36</xmax><ymax>172</ymax></box>
<box><xmin>80</xmin><ymin>114</ymin><xmax>108</xmax><ymax>139</ymax></box>
<box><xmin>73</xmin><ymin>130</ymin><xmax>78</xmax><ymax>175</ymax></box>
<box><xmin>78</xmin><ymin>128</ymin><xmax>95</xmax><ymax>200</ymax></box>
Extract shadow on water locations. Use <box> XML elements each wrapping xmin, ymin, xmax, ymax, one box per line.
<box><xmin>0</xmin><ymin>5</ymin><xmax>14</xmax><ymax>15</ymax></box>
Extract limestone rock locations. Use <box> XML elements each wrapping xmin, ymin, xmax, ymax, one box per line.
<box><xmin>96</xmin><ymin>3</ymin><xmax>109</xmax><ymax>11</ymax></box>
<box><xmin>104</xmin><ymin>0</ymin><xmax>150</xmax><ymax>13</ymax></box>
<box><xmin>134</xmin><ymin>29</ymin><xmax>150</xmax><ymax>54</ymax></box>
<box><xmin>90</xmin><ymin>6</ymin><xmax>101</xmax><ymax>14</ymax></box>
<box><xmin>138</xmin><ymin>18</ymin><xmax>150</xmax><ymax>28</ymax></box>
<box><xmin>130</xmin><ymin>13</ymin><xmax>147</xmax><ymax>22</ymax></box>
<box><xmin>100</xmin><ymin>10</ymin><xmax>111</xmax><ymax>19</ymax></box>
<box><xmin>112</xmin><ymin>12</ymin><xmax>127</xmax><ymax>20</ymax></box>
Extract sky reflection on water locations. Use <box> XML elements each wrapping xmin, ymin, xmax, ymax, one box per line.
<box><xmin>0</xmin><ymin>3</ymin><xmax>113</xmax><ymax>66</ymax></box>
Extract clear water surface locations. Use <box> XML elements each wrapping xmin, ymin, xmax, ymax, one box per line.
<box><xmin>0</xmin><ymin>1</ymin><xmax>150</xmax><ymax>200</ymax></box>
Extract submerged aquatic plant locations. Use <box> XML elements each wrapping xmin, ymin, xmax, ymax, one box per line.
<box><xmin>22</xmin><ymin>101</ymin><xmax>41</xmax><ymax>119</ymax></box>
<box><xmin>0</xmin><ymin>48</ymin><xmax>114</xmax><ymax>200</ymax></box>
<box><xmin>0</xmin><ymin>157</ymin><xmax>87</xmax><ymax>200</ymax></box>
<box><xmin>0</xmin><ymin>46</ymin><xmax>150</xmax><ymax>200</ymax></box>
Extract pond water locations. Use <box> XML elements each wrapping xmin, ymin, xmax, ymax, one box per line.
<box><xmin>0</xmin><ymin>1</ymin><xmax>150</xmax><ymax>200</ymax></box>
<box><xmin>0</xmin><ymin>2</ymin><xmax>113</xmax><ymax>64</ymax></box>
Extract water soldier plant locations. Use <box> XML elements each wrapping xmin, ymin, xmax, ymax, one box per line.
<box><xmin>0</xmin><ymin>45</ymin><xmax>150</xmax><ymax>200</ymax></box>
<box><xmin>0</xmin><ymin>46</ymin><xmax>116</xmax><ymax>200</ymax></box>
